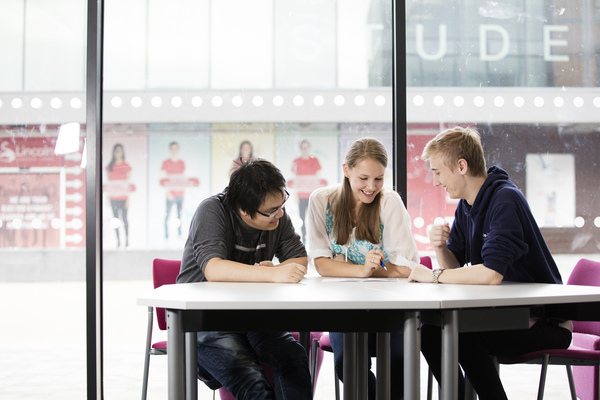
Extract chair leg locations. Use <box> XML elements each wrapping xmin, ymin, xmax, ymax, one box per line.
<box><xmin>142</xmin><ymin>307</ymin><xmax>154</xmax><ymax>400</ymax></box>
<box><xmin>311</xmin><ymin>338</ymin><xmax>318</xmax><ymax>397</ymax></box>
<box><xmin>465</xmin><ymin>377</ymin><xmax>477</xmax><ymax>400</ymax></box>
<box><xmin>334</xmin><ymin>363</ymin><xmax>341</xmax><ymax>400</ymax></box>
<box><xmin>537</xmin><ymin>354</ymin><xmax>550</xmax><ymax>400</ymax></box>
<box><xmin>565</xmin><ymin>365</ymin><xmax>577</xmax><ymax>400</ymax></box>
<box><xmin>426</xmin><ymin>367</ymin><xmax>433</xmax><ymax>400</ymax></box>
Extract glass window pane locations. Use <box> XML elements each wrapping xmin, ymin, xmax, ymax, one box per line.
<box><xmin>0</xmin><ymin>3</ymin><xmax>87</xmax><ymax>399</ymax></box>
<box><xmin>100</xmin><ymin>1</ymin><xmax>394</xmax><ymax>398</ymax></box>
<box><xmin>24</xmin><ymin>0</ymin><xmax>86</xmax><ymax>91</ymax></box>
<box><xmin>407</xmin><ymin>0</ymin><xmax>600</xmax><ymax>287</ymax></box>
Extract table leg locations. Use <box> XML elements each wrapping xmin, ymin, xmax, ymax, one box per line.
<box><xmin>376</xmin><ymin>332</ymin><xmax>391</xmax><ymax>400</ymax></box>
<box><xmin>343</xmin><ymin>333</ymin><xmax>357</xmax><ymax>400</ymax></box>
<box><xmin>357</xmin><ymin>333</ymin><xmax>368</xmax><ymax>400</ymax></box>
<box><xmin>167</xmin><ymin>310</ymin><xmax>185</xmax><ymax>400</ymax></box>
<box><xmin>441</xmin><ymin>310</ymin><xmax>459</xmax><ymax>400</ymax></box>
<box><xmin>404</xmin><ymin>311</ymin><xmax>420</xmax><ymax>400</ymax></box>
<box><xmin>185</xmin><ymin>332</ymin><xmax>197</xmax><ymax>400</ymax></box>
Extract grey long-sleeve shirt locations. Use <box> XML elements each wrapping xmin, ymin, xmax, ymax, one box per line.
<box><xmin>177</xmin><ymin>190</ymin><xmax>306</xmax><ymax>283</ymax></box>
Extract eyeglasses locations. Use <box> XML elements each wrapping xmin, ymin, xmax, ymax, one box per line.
<box><xmin>256</xmin><ymin>190</ymin><xmax>290</xmax><ymax>219</ymax></box>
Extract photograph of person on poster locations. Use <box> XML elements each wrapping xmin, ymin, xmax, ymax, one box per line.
<box><xmin>105</xmin><ymin>143</ymin><xmax>132</xmax><ymax>248</ymax></box>
<box><xmin>291</xmin><ymin>139</ymin><xmax>325</xmax><ymax>243</ymax></box>
<box><xmin>161</xmin><ymin>141</ymin><xmax>186</xmax><ymax>241</ymax></box>
<box><xmin>231</xmin><ymin>140</ymin><xmax>255</xmax><ymax>173</ymax></box>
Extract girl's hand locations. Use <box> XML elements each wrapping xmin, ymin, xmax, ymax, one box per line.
<box><xmin>362</xmin><ymin>249</ymin><xmax>384</xmax><ymax>277</ymax></box>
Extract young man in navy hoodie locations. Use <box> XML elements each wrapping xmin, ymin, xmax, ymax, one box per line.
<box><xmin>408</xmin><ymin>126</ymin><xmax>573</xmax><ymax>400</ymax></box>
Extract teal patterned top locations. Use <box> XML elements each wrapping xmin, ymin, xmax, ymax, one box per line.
<box><xmin>307</xmin><ymin>186</ymin><xmax>420</xmax><ymax>269</ymax></box>
<box><xmin>325</xmin><ymin>203</ymin><xmax>389</xmax><ymax>265</ymax></box>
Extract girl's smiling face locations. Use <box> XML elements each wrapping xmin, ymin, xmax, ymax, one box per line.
<box><xmin>344</xmin><ymin>158</ymin><xmax>385</xmax><ymax>205</ymax></box>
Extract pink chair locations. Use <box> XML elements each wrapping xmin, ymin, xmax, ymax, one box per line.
<box><xmin>497</xmin><ymin>258</ymin><xmax>600</xmax><ymax>400</ymax></box>
<box><xmin>319</xmin><ymin>255</ymin><xmax>434</xmax><ymax>400</ymax></box>
<box><xmin>217</xmin><ymin>331</ymin><xmax>324</xmax><ymax>399</ymax></box>
<box><xmin>570</xmin><ymin>258</ymin><xmax>600</xmax><ymax>400</ymax></box>
<box><xmin>142</xmin><ymin>258</ymin><xmax>182</xmax><ymax>400</ymax></box>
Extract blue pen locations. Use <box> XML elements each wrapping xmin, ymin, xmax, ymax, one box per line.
<box><xmin>380</xmin><ymin>260</ymin><xmax>387</xmax><ymax>270</ymax></box>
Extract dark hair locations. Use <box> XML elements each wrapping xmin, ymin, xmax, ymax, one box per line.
<box><xmin>169</xmin><ymin>141</ymin><xmax>179</xmax><ymax>148</ymax></box>
<box><xmin>108</xmin><ymin>143</ymin><xmax>124</xmax><ymax>172</ymax></box>
<box><xmin>224</xmin><ymin>159</ymin><xmax>286</xmax><ymax>218</ymax></box>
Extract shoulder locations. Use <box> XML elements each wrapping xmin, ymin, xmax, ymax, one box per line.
<box><xmin>198</xmin><ymin>195</ymin><xmax>226</xmax><ymax>215</ymax></box>
<box><xmin>380</xmin><ymin>189</ymin><xmax>405</xmax><ymax>208</ymax></box>
<box><xmin>309</xmin><ymin>185</ymin><xmax>337</xmax><ymax>201</ymax></box>
<box><xmin>490</xmin><ymin>182</ymin><xmax>527</xmax><ymax>208</ymax></box>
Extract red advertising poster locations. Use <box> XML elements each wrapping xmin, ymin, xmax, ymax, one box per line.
<box><xmin>0</xmin><ymin>136</ymin><xmax>86</xmax><ymax>248</ymax></box>
<box><xmin>0</xmin><ymin>173</ymin><xmax>61</xmax><ymax>248</ymax></box>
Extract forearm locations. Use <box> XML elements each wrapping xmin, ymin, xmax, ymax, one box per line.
<box><xmin>434</xmin><ymin>246</ymin><xmax>461</xmax><ymax>269</ymax></box>
<box><xmin>437</xmin><ymin>263</ymin><xmax>503</xmax><ymax>285</ymax></box>
<box><xmin>204</xmin><ymin>258</ymin><xmax>275</xmax><ymax>282</ymax></box>
<box><xmin>279</xmin><ymin>257</ymin><xmax>308</xmax><ymax>267</ymax></box>
<box><xmin>313</xmin><ymin>257</ymin><xmax>368</xmax><ymax>278</ymax></box>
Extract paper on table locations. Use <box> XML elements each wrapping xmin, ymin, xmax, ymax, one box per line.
<box><xmin>322</xmin><ymin>277</ymin><xmax>400</xmax><ymax>282</ymax></box>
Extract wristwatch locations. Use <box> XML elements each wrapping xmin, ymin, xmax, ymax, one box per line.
<box><xmin>432</xmin><ymin>268</ymin><xmax>444</xmax><ymax>284</ymax></box>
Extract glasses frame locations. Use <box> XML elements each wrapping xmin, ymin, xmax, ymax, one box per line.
<box><xmin>256</xmin><ymin>189</ymin><xmax>290</xmax><ymax>219</ymax></box>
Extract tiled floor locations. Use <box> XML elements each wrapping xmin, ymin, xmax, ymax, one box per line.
<box><xmin>0</xmin><ymin>253</ymin><xmax>595</xmax><ymax>399</ymax></box>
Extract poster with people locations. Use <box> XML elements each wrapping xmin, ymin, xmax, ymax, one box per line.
<box><xmin>0</xmin><ymin>172</ymin><xmax>62</xmax><ymax>248</ymax></box>
<box><xmin>102</xmin><ymin>135</ymin><xmax>148</xmax><ymax>249</ymax></box>
<box><xmin>147</xmin><ymin>134</ymin><xmax>209</xmax><ymax>249</ymax></box>
<box><xmin>211</xmin><ymin>133</ymin><xmax>275</xmax><ymax>195</ymax></box>
<box><xmin>0</xmin><ymin>135</ymin><xmax>85</xmax><ymax>249</ymax></box>
<box><xmin>276</xmin><ymin>133</ymin><xmax>338</xmax><ymax>243</ymax></box>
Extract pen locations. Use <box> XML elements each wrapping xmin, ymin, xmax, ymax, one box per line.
<box><xmin>380</xmin><ymin>260</ymin><xmax>387</xmax><ymax>270</ymax></box>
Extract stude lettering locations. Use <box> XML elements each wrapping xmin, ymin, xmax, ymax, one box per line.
<box><xmin>414</xmin><ymin>23</ymin><xmax>569</xmax><ymax>62</ymax></box>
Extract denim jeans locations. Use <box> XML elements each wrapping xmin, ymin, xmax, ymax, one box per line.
<box><xmin>329</xmin><ymin>331</ymin><xmax>405</xmax><ymax>400</ymax></box>
<box><xmin>165</xmin><ymin>196</ymin><xmax>183</xmax><ymax>238</ymax></box>
<box><xmin>196</xmin><ymin>331</ymin><xmax>312</xmax><ymax>400</ymax></box>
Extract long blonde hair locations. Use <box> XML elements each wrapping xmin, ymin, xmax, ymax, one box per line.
<box><xmin>329</xmin><ymin>137</ymin><xmax>387</xmax><ymax>245</ymax></box>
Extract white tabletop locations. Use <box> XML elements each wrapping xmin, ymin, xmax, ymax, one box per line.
<box><xmin>137</xmin><ymin>276</ymin><xmax>600</xmax><ymax>311</ymax></box>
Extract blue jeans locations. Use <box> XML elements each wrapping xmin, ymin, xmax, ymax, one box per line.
<box><xmin>165</xmin><ymin>196</ymin><xmax>183</xmax><ymax>238</ymax></box>
<box><xmin>329</xmin><ymin>332</ymin><xmax>405</xmax><ymax>400</ymax></box>
<box><xmin>196</xmin><ymin>331</ymin><xmax>312</xmax><ymax>400</ymax></box>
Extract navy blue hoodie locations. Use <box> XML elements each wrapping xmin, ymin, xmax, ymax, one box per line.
<box><xmin>447</xmin><ymin>166</ymin><xmax>562</xmax><ymax>284</ymax></box>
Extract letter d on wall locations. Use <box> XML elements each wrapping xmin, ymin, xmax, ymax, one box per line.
<box><xmin>480</xmin><ymin>24</ymin><xmax>510</xmax><ymax>61</ymax></box>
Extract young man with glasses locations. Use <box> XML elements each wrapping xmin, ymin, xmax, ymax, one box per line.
<box><xmin>177</xmin><ymin>159</ymin><xmax>311</xmax><ymax>399</ymax></box>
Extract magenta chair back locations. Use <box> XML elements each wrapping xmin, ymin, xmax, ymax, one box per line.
<box><xmin>568</xmin><ymin>258</ymin><xmax>600</xmax><ymax>400</ymax></box>
<box><xmin>420</xmin><ymin>255</ymin><xmax>432</xmax><ymax>269</ymax></box>
<box><xmin>568</xmin><ymin>258</ymin><xmax>600</xmax><ymax>336</ymax></box>
<box><xmin>142</xmin><ymin>258</ymin><xmax>182</xmax><ymax>400</ymax></box>
<box><xmin>152</xmin><ymin>258</ymin><xmax>181</xmax><ymax>330</ymax></box>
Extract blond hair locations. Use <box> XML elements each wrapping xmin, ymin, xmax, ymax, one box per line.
<box><xmin>421</xmin><ymin>126</ymin><xmax>487</xmax><ymax>177</ymax></box>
